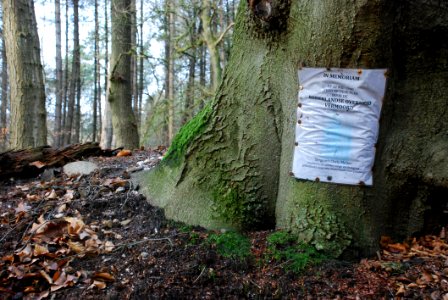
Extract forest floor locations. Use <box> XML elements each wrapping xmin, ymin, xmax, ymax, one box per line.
<box><xmin>1</xmin><ymin>148</ymin><xmax>448</xmax><ymax>299</ymax></box>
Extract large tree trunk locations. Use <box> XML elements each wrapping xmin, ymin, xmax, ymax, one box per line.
<box><xmin>108</xmin><ymin>0</ymin><xmax>139</xmax><ymax>149</ymax></box>
<box><xmin>139</xmin><ymin>0</ymin><xmax>448</xmax><ymax>257</ymax></box>
<box><xmin>2</xmin><ymin>0</ymin><xmax>47</xmax><ymax>149</ymax></box>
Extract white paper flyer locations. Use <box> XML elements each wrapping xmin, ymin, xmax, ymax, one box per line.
<box><xmin>292</xmin><ymin>67</ymin><xmax>387</xmax><ymax>185</ymax></box>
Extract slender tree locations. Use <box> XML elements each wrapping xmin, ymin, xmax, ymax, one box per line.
<box><xmin>137</xmin><ymin>0</ymin><xmax>144</xmax><ymax>130</ymax></box>
<box><xmin>93</xmin><ymin>0</ymin><xmax>99</xmax><ymax>142</ymax></box>
<box><xmin>108</xmin><ymin>0</ymin><xmax>139</xmax><ymax>148</ymax></box>
<box><xmin>101</xmin><ymin>0</ymin><xmax>113</xmax><ymax>148</ymax></box>
<box><xmin>165</xmin><ymin>0</ymin><xmax>175</xmax><ymax>144</ymax></box>
<box><xmin>54</xmin><ymin>0</ymin><xmax>63</xmax><ymax>147</ymax></box>
<box><xmin>0</xmin><ymin>30</ymin><xmax>8</xmax><ymax>149</ymax></box>
<box><xmin>61</xmin><ymin>0</ymin><xmax>69</xmax><ymax>138</ymax></box>
<box><xmin>2</xmin><ymin>0</ymin><xmax>47</xmax><ymax>149</ymax></box>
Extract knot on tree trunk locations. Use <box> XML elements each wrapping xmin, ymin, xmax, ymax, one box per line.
<box><xmin>247</xmin><ymin>0</ymin><xmax>290</xmax><ymax>34</ymax></box>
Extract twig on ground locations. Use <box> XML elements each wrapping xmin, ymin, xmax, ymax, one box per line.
<box><xmin>193</xmin><ymin>266</ymin><xmax>206</xmax><ymax>283</ymax></box>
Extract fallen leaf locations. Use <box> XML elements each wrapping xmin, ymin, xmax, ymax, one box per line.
<box><xmin>15</xmin><ymin>202</ymin><xmax>32</xmax><ymax>213</ymax></box>
<box><xmin>120</xmin><ymin>218</ymin><xmax>132</xmax><ymax>226</ymax></box>
<box><xmin>103</xmin><ymin>241</ymin><xmax>115</xmax><ymax>253</ymax></box>
<box><xmin>16</xmin><ymin>244</ymin><xmax>33</xmax><ymax>262</ymax></box>
<box><xmin>67</xmin><ymin>241</ymin><xmax>85</xmax><ymax>254</ymax></box>
<box><xmin>46</xmin><ymin>189</ymin><xmax>58</xmax><ymax>199</ymax></box>
<box><xmin>117</xmin><ymin>149</ymin><xmax>132</xmax><ymax>157</ymax></box>
<box><xmin>93</xmin><ymin>272</ymin><xmax>115</xmax><ymax>282</ymax></box>
<box><xmin>396</xmin><ymin>284</ymin><xmax>405</xmax><ymax>296</ymax></box>
<box><xmin>64</xmin><ymin>217</ymin><xmax>85</xmax><ymax>236</ymax></box>
<box><xmin>63</xmin><ymin>190</ymin><xmax>75</xmax><ymax>201</ymax></box>
<box><xmin>29</xmin><ymin>161</ymin><xmax>46</xmax><ymax>168</ymax></box>
<box><xmin>26</xmin><ymin>194</ymin><xmax>40</xmax><ymax>201</ymax></box>
<box><xmin>89</xmin><ymin>280</ymin><xmax>107</xmax><ymax>289</ymax></box>
<box><xmin>40</xmin><ymin>270</ymin><xmax>53</xmax><ymax>284</ymax></box>
<box><xmin>33</xmin><ymin>244</ymin><xmax>49</xmax><ymax>256</ymax></box>
<box><xmin>388</xmin><ymin>243</ymin><xmax>407</xmax><ymax>253</ymax></box>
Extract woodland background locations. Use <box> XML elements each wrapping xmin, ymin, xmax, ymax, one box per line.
<box><xmin>0</xmin><ymin>0</ymin><xmax>237</xmax><ymax>151</ymax></box>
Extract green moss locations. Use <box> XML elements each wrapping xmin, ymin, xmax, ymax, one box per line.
<box><xmin>207</xmin><ymin>231</ymin><xmax>252</xmax><ymax>261</ymax></box>
<box><xmin>211</xmin><ymin>183</ymin><xmax>266</xmax><ymax>230</ymax></box>
<box><xmin>163</xmin><ymin>102</ymin><xmax>213</xmax><ymax>165</ymax></box>
<box><xmin>266</xmin><ymin>231</ymin><xmax>328</xmax><ymax>274</ymax></box>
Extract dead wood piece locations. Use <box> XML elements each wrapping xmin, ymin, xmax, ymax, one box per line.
<box><xmin>0</xmin><ymin>142</ymin><xmax>117</xmax><ymax>180</ymax></box>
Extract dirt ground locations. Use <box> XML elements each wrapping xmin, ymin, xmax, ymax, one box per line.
<box><xmin>1</xmin><ymin>149</ymin><xmax>448</xmax><ymax>299</ymax></box>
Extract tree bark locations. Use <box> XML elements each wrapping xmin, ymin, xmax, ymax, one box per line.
<box><xmin>100</xmin><ymin>0</ymin><xmax>113</xmax><ymax>149</ymax></box>
<box><xmin>61</xmin><ymin>0</ymin><xmax>69</xmax><ymax>140</ymax></box>
<box><xmin>137</xmin><ymin>0</ymin><xmax>144</xmax><ymax>131</ymax></box>
<box><xmin>2</xmin><ymin>0</ymin><xmax>47</xmax><ymax>149</ymax></box>
<box><xmin>139</xmin><ymin>0</ymin><xmax>448</xmax><ymax>257</ymax></box>
<box><xmin>165</xmin><ymin>0</ymin><xmax>175</xmax><ymax>144</ymax></box>
<box><xmin>92</xmin><ymin>0</ymin><xmax>99</xmax><ymax>142</ymax></box>
<box><xmin>0</xmin><ymin>31</ymin><xmax>8</xmax><ymax>149</ymax></box>
<box><xmin>108</xmin><ymin>0</ymin><xmax>139</xmax><ymax>149</ymax></box>
<box><xmin>53</xmin><ymin>0</ymin><xmax>63</xmax><ymax>147</ymax></box>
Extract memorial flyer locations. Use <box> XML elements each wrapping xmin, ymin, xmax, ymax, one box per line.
<box><xmin>292</xmin><ymin>67</ymin><xmax>387</xmax><ymax>185</ymax></box>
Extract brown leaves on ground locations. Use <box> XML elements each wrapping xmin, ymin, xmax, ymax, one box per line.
<box><xmin>1</xmin><ymin>147</ymin><xmax>447</xmax><ymax>299</ymax></box>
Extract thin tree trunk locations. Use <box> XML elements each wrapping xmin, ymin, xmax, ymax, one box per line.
<box><xmin>166</xmin><ymin>0</ymin><xmax>175</xmax><ymax>144</ymax></box>
<box><xmin>130</xmin><ymin>0</ymin><xmax>138</xmax><ymax>123</ymax></box>
<box><xmin>201</xmin><ymin>0</ymin><xmax>221</xmax><ymax>92</ymax></box>
<box><xmin>2</xmin><ymin>0</ymin><xmax>47</xmax><ymax>149</ymax></box>
<box><xmin>93</xmin><ymin>0</ymin><xmax>99</xmax><ymax>142</ymax></box>
<box><xmin>62</xmin><ymin>0</ymin><xmax>69</xmax><ymax>140</ymax></box>
<box><xmin>54</xmin><ymin>0</ymin><xmax>63</xmax><ymax>147</ymax></box>
<box><xmin>0</xmin><ymin>32</ymin><xmax>8</xmax><ymax>149</ymax></box>
<box><xmin>63</xmin><ymin>0</ymin><xmax>80</xmax><ymax>145</ymax></box>
<box><xmin>137</xmin><ymin>0</ymin><xmax>144</xmax><ymax>131</ymax></box>
<box><xmin>100</xmin><ymin>0</ymin><xmax>113</xmax><ymax>149</ymax></box>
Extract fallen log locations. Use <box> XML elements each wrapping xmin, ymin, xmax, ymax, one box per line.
<box><xmin>0</xmin><ymin>142</ymin><xmax>118</xmax><ymax>180</ymax></box>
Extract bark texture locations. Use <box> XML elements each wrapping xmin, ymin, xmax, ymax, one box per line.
<box><xmin>54</xmin><ymin>0</ymin><xmax>63</xmax><ymax>147</ymax></box>
<box><xmin>2</xmin><ymin>0</ymin><xmax>47</xmax><ymax>149</ymax></box>
<box><xmin>139</xmin><ymin>0</ymin><xmax>448</xmax><ymax>257</ymax></box>
<box><xmin>108</xmin><ymin>0</ymin><xmax>139</xmax><ymax>149</ymax></box>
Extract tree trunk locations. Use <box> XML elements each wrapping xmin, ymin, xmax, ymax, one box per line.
<box><xmin>30</xmin><ymin>0</ymin><xmax>47</xmax><ymax>147</ymax></box>
<box><xmin>64</xmin><ymin>0</ymin><xmax>81</xmax><ymax>146</ymax></box>
<box><xmin>2</xmin><ymin>0</ymin><xmax>47</xmax><ymax>149</ymax></box>
<box><xmin>53</xmin><ymin>0</ymin><xmax>63</xmax><ymax>147</ymax></box>
<box><xmin>137</xmin><ymin>0</ymin><xmax>144</xmax><ymax>131</ymax></box>
<box><xmin>100</xmin><ymin>0</ymin><xmax>113</xmax><ymax>149</ymax></box>
<box><xmin>61</xmin><ymin>0</ymin><xmax>69</xmax><ymax>141</ymax></box>
<box><xmin>73</xmin><ymin>75</ymin><xmax>81</xmax><ymax>143</ymax></box>
<box><xmin>108</xmin><ymin>0</ymin><xmax>139</xmax><ymax>149</ymax></box>
<box><xmin>92</xmin><ymin>0</ymin><xmax>99</xmax><ymax>142</ymax></box>
<box><xmin>139</xmin><ymin>0</ymin><xmax>448</xmax><ymax>257</ymax></box>
<box><xmin>165</xmin><ymin>0</ymin><xmax>175</xmax><ymax>144</ymax></box>
<box><xmin>0</xmin><ymin>32</ymin><xmax>8</xmax><ymax>149</ymax></box>
<box><xmin>201</xmin><ymin>0</ymin><xmax>221</xmax><ymax>92</ymax></box>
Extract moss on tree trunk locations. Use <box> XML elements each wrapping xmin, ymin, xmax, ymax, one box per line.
<box><xmin>139</xmin><ymin>0</ymin><xmax>448</xmax><ymax>257</ymax></box>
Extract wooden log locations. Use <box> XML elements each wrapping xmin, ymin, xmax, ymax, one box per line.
<box><xmin>0</xmin><ymin>142</ymin><xmax>118</xmax><ymax>180</ymax></box>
